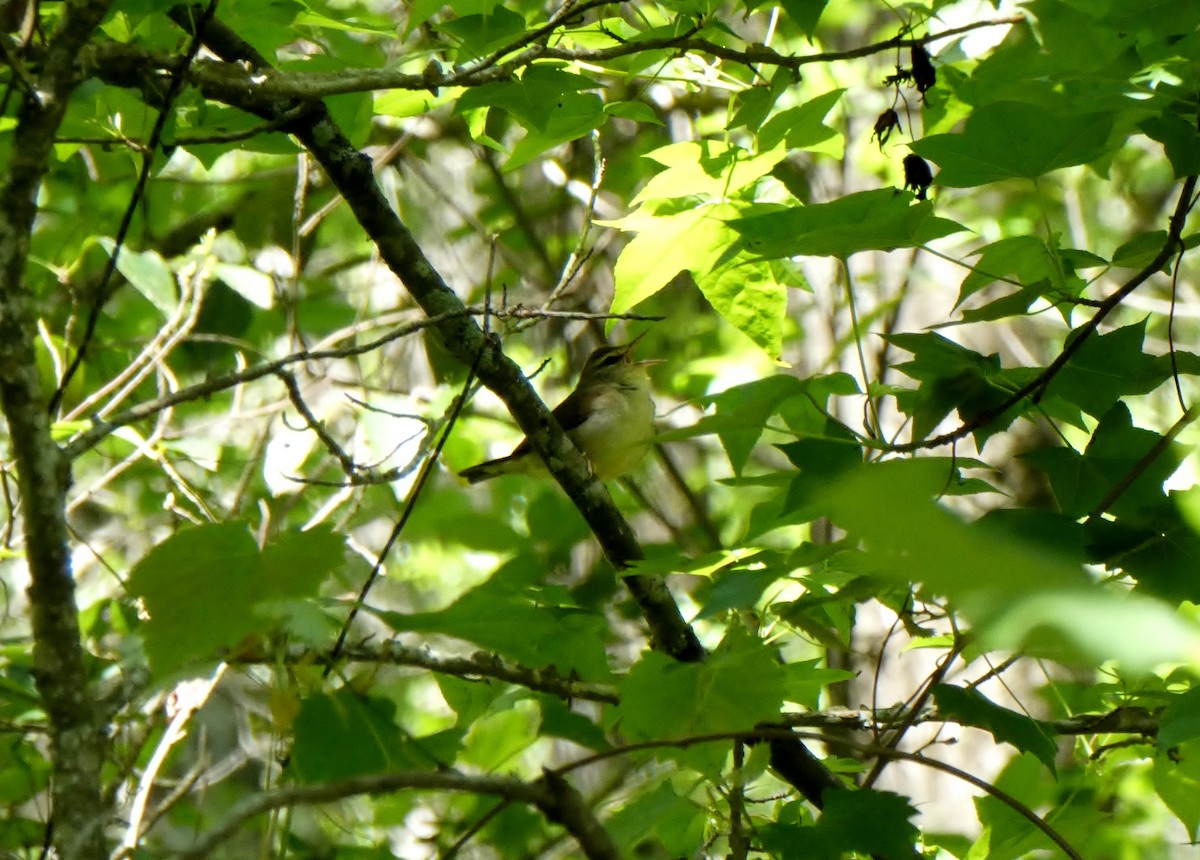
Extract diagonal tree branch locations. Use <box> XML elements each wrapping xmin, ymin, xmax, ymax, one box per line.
<box><xmin>888</xmin><ymin>174</ymin><xmax>1198</xmax><ymax>453</ymax></box>
<box><xmin>91</xmin><ymin>0</ymin><xmax>842</xmax><ymax>813</ymax></box>
<box><xmin>155</xmin><ymin>4</ymin><xmax>707</xmax><ymax>663</ymax></box>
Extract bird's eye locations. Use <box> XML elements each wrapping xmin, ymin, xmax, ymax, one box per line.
<box><xmin>599</xmin><ymin>352</ymin><xmax>623</xmax><ymax>367</ymax></box>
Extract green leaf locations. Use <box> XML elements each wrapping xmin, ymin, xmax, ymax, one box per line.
<box><xmin>974</xmin><ymin>752</ymin><xmax>1058</xmax><ymax>854</ymax></box>
<box><xmin>730</xmin><ymin>67</ymin><xmax>792</xmax><ymax>132</ymax></box>
<box><xmin>603</xmin><ymin>100</ymin><xmax>662</xmax><ymax>124</ymax></box>
<box><xmin>1024</xmin><ymin>403</ymin><xmax>1180</xmax><ymax>519</ymax></box>
<box><xmin>377</xmin><ymin>576</ymin><xmax>611</xmax><ymax>680</ymax></box>
<box><xmin>456</xmin><ymin>65</ymin><xmax>600</xmax><ymax>129</ymax></box>
<box><xmin>100</xmin><ymin>240</ymin><xmax>175</xmax><ymax>315</ymax></box>
<box><xmin>437</xmin><ymin>6</ymin><xmax>526</xmax><ymax>60</ymax></box>
<box><xmin>261</xmin><ymin>525</ymin><xmax>344</xmax><ymax>602</ymax></box>
<box><xmin>631</xmin><ymin>140</ymin><xmax>788</xmax><ymax>204</ymax></box>
<box><xmin>706</xmin><ymin>374</ymin><xmax>807</xmax><ymax>474</ymax></box>
<box><xmin>779</xmin><ymin>0</ymin><xmax>830</xmax><ymax>38</ymax></box>
<box><xmin>885</xmin><ymin>332</ymin><xmax>1027</xmax><ymax>444</ymax></box>
<box><xmin>175</xmin><ymin>105</ymin><xmax>297</xmax><ymax>166</ymax></box>
<box><xmin>437</xmin><ymin>675</ymin><xmax>503</xmax><ymax>729</ymax></box>
<box><xmin>693</xmin><ymin>253</ymin><xmax>787</xmax><ymax>359</ymax></box>
<box><xmin>951</xmin><ymin>283</ymin><xmax>1040</xmax><ymax>324</ymax></box>
<box><xmin>932</xmin><ymin>684</ymin><xmax>1057</xmax><ymax>773</ymax></box>
<box><xmin>761</xmin><ymin>789</ymin><xmax>918</xmax><ymax>859</ymax></box>
<box><xmin>911</xmin><ymin>102</ymin><xmax>1117</xmax><ymax>186</ymax></box>
<box><xmin>777</xmin><ymin>418</ymin><xmax>864</xmax><ymax>520</ymax></box>
<box><xmin>957</xmin><ymin>236</ymin><xmax>1056</xmax><ymax>307</ymax></box>
<box><xmin>211</xmin><ymin>263</ymin><xmax>274</xmax><ymax>310</ymax></box>
<box><xmin>821</xmin><ymin>463</ymin><xmax>1200</xmax><ymax>670</ymax></box>
<box><xmin>1042</xmin><ymin>321</ymin><xmax>1172</xmax><ymax>417</ymax></box>
<box><xmin>220</xmin><ymin>0</ymin><xmax>304</xmax><ymax>60</ymax></box>
<box><xmin>604</xmin><ymin>779</ymin><xmax>706</xmax><ymax>857</ymax></box>
<box><xmin>1154</xmin><ymin>741</ymin><xmax>1200</xmax><ymax>838</ymax></box>
<box><xmin>610</xmin><ymin>203</ymin><xmax>741</xmax><ymax>316</ymax></box>
<box><xmin>292</xmin><ymin>690</ymin><xmax>427</xmax><ymax>781</ymax></box>
<box><xmin>461</xmin><ymin>699</ymin><xmax>540</xmax><ymax>770</ymax></box>
<box><xmin>777</xmin><ymin>418</ymin><xmax>862</xmax><ymax>476</ymax></box>
<box><xmin>981</xmin><ymin>587</ymin><xmax>1200</xmax><ymax>675</ymax></box>
<box><xmin>127</xmin><ymin>523</ymin><xmax>263</xmax><ymax>674</ymax></box>
<box><xmin>454</xmin><ymin>66</ymin><xmax>605</xmax><ymax>169</ymax></box>
<box><xmin>538</xmin><ymin>695</ymin><xmax>609</xmax><ymax>750</ymax></box>
<box><xmin>1111</xmin><ymin>515</ymin><xmax>1200</xmax><ymax>603</ymax></box>
<box><xmin>374</xmin><ymin>88</ymin><xmax>452</xmax><ymax>119</ymax></box>
<box><xmin>819</xmin><ymin>460</ymin><xmax>1074</xmax><ymax>601</ymax></box>
<box><xmin>293</xmin><ymin>9</ymin><xmax>394</xmax><ymax>35</ymax></box>
<box><xmin>757</xmin><ymin>89</ymin><xmax>844</xmax><ymax>155</ymax></box>
<box><xmin>127</xmin><ymin>524</ymin><xmax>342</xmax><ymax>675</ymax></box>
<box><xmin>504</xmin><ymin>93</ymin><xmax>604</xmax><ymax>171</ymax></box>
<box><xmin>696</xmin><ymin>565</ymin><xmax>786</xmax><ymax>619</ymax></box>
<box><xmin>730</xmin><ymin>190</ymin><xmax>966</xmax><ymax>259</ymax></box>
<box><xmin>1112</xmin><ymin>231</ymin><xmax>1168</xmax><ymax>269</ymax></box>
<box><xmin>1141</xmin><ymin>114</ymin><xmax>1200</xmax><ymax>177</ymax></box>
<box><xmin>618</xmin><ymin>628</ymin><xmax>786</xmax><ymax>739</ymax></box>
<box><xmin>784</xmin><ymin>659</ymin><xmax>856</xmax><ymax>711</ymax></box>
<box><xmin>1159</xmin><ymin>688</ymin><xmax>1200</xmax><ymax>749</ymax></box>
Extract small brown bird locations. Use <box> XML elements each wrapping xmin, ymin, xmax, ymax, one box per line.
<box><xmin>458</xmin><ymin>335</ymin><xmax>660</xmax><ymax>484</ymax></box>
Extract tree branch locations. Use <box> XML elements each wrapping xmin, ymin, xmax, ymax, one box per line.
<box><xmin>0</xmin><ymin>2</ymin><xmax>120</xmax><ymax>857</ymax></box>
<box><xmin>234</xmin><ymin>641</ymin><xmax>622</xmax><ymax>704</ymax></box>
<box><xmin>230</xmin><ymin>643</ymin><xmax>1165</xmax><ymax>740</ymax></box>
<box><xmin>148</xmin><ymin>6</ymin><xmax>706</xmax><ymax>664</ymax></box>
<box><xmin>78</xmin><ymin>15</ymin><xmax>1024</xmax><ymax>101</ymax></box>
<box><xmin>889</xmin><ymin>174</ymin><xmax>1199</xmax><ymax>452</ymax></box>
<box><xmin>62</xmin><ymin>308</ymin><xmax>659</xmax><ymax>459</ymax></box>
<box><xmin>176</xmin><ymin>770</ymin><xmax>551</xmax><ymax>859</ymax></box>
<box><xmin>535</xmin><ymin>769</ymin><xmax>622</xmax><ymax>860</ymax></box>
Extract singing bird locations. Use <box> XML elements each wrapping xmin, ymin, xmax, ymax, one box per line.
<box><xmin>459</xmin><ymin>335</ymin><xmax>659</xmax><ymax>483</ymax></box>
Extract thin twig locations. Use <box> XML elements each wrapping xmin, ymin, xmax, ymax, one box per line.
<box><xmin>861</xmin><ymin>641</ymin><xmax>962</xmax><ymax>789</ymax></box>
<box><xmin>323</xmin><ymin>346</ymin><xmax>487</xmax><ymax>671</ymax></box>
<box><xmin>1084</xmin><ymin>404</ymin><xmax>1198</xmax><ymax>521</ymax></box>
<box><xmin>50</xmin><ymin>0</ymin><xmax>222</xmax><ymax>416</ymax></box>
<box><xmin>177</xmin><ymin>771</ymin><xmax>550</xmax><ymax>860</ymax></box>
<box><xmin>276</xmin><ymin>370</ymin><xmax>359</xmax><ymax>477</ymax></box>
<box><xmin>64</xmin><ymin>309</ymin><xmax>663</xmax><ymax>459</ymax></box>
<box><xmin>728</xmin><ymin>740</ymin><xmax>750</xmax><ymax>860</ymax></box>
<box><xmin>118</xmin><ymin>664</ymin><xmax>227</xmax><ymax>857</ymax></box>
<box><xmin>888</xmin><ymin>175</ymin><xmax>1198</xmax><ymax>452</ymax></box>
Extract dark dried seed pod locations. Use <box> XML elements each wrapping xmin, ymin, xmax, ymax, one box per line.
<box><xmin>911</xmin><ymin>44</ymin><xmax>936</xmax><ymax>93</ymax></box>
<box><xmin>903</xmin><ymin>153</ymin><xmax>933</xmax><ymax>200</ymax></box>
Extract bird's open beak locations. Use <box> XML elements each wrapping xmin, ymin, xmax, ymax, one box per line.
<box><xmin>623</xmin><ymin>331</ymin><xmax>664</xmax><ymax>366</ymax></box>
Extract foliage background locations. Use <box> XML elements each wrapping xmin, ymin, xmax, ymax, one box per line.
<box><xmin>4</xmin><ymin>0</ymin><xmax>1200</xmax><ymax>857</ymax></box>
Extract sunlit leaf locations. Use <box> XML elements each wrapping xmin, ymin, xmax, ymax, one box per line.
<box><xmin>730</xmin><ymin>190</ymin><xmax>966</xmax><ymax>259</ymax></box>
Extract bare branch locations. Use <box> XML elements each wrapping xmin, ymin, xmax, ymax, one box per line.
<box><xmin>177</xmin><ymin>771</ymin><xmax>550</xmax><ymax>859</ymax></box>
<box><xmin>233</xmin><ymin>641</ymin><xmax>621</xmax><ymax>704</ymax></box>
<box><xmin>62</xmin><ymin>308</ymin><xmax>660</xmax><ymax>460</ymax></box>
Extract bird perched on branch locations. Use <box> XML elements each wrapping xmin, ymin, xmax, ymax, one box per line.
<box><xmin>459</xmin><ymin>334</ymin><xmax>660</xmax><ymax>484</ymax></box>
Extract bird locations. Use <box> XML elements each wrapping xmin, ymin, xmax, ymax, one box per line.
<box><xmin>458</xmin><ymin>335</ymin><xmax>660</xmax><ymax>484</ymax></box>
